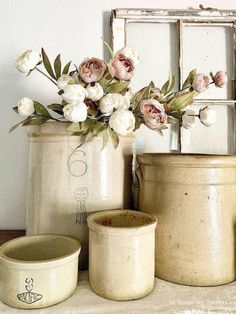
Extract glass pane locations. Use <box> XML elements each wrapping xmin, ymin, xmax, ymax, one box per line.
<box><xmin>126</xmin><ymin>22</ymin><xmax>179</xmax><ymax>153</ymax></box>
<box><xmin>126</xmin><ymin>22</ymin><xmax>179</xmax><ymax>91</ymax></box>
<box><xmin>181</xmin><ymin>103</ymin><xmax>235</xmax><ymax>154</ymax></box>
<box><xmin>182</xmin><ymin>24</ymin><xmax>234</xmax><ymax>100</ymax></box>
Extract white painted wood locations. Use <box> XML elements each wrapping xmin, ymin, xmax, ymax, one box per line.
<box><xmin>111</xmin><ymin>17</ymin><xmax>126</xmax><ymax>52</ymax></box>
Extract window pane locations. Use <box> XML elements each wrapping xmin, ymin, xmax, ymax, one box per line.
<box><xmin>182</xmin><ymin>24</ymin><xmax>234</xmax><ymax>100</ymax></box>
<box><xmin>181</xmin><ymin>103</ymin><xmax>235</xmax><ymax>154</ymax></box>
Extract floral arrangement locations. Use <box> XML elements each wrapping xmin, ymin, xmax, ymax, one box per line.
<box><xmin>11</xmin><ymin>44</ymin><xmax>228</xmax><ymax>148</ymax></box>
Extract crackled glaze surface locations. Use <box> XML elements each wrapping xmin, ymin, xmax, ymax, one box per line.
<box><xmin>88</xmin><ymin>210</ymin><xmax>157</xmax><ymax>300</ymax></box>
<box><xmin>26</xmin><ymin>122</ymin><xmax>134</xmax><ymax>269</ymax></box>
<box><xmin>137</xmin><ymin>153</ymin><xmax>236</xmax><ymax>286</ymax></box>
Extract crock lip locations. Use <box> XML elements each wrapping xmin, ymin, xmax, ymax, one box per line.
<box><xmin>0</xmin><ymin>234</ymin><xmax>81</xmax><ymax>266</ymax></box>
<box><xmin>137</xmin><ymin>153</ymin><xmax>236</xmax><ymax>167</ymax></box>
<box><xmin>27</xmin><ymin>121</ymin><xmax>134</xmax><ymax>140</ymax></box>
<box><xmin>87</xmin><ymin>209</ymin><xmax>157</xmax><ymax>234</ymax></box>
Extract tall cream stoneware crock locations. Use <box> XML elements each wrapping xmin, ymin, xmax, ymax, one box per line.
<box><xmin>136</xmin><ymin>153</ymin><xmax>236</xmax><ymax>286</ymax></box>
<box><xmin>27</xmin><ymin>122</ymin><xmax>134</xmax><ymax>269</ymax></box>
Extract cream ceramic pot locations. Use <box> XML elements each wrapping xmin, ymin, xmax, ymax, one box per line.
<box><xmin>27</xmin><ymin>122</ymin><xmax>134</xmax><ymax>269</ymax></box>
<box><xmin>0</xmin><ymin>234</ymin><xmax>81</xmax><ymax>309</ymax></box>
<box><xmin>88</xmin><ymin>209</ymin><xmax>157</xmax><ymax>301</ymax></box>
<box><xmin>137</xmin><ymin>153</ymin><xmax>236</xmax><ymax>286</ymax></box>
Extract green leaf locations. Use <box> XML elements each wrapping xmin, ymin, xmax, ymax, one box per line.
<box><xmin>182</xmin><ymin>69</ymin><xmax>196</xmax><ymax>89</ymax></box>
<box><xmin>161</xmin><ymin>73</ymin><xmax>175</xmax><ymax>95</ymax></box>
<box><xmin>165</xmin><ymin>90</ymin><xmax>198</xmax><ymax>111</ymax></box>
<box><xmin>9</xmin><ymin>117</ymin><xmax>31</xmax><ymax>133</ymax></box>
<box><xmin>47</xmin><ymin>103</ymin><xmax>64</xmax><ymax>115</ymax></box>
<box><xmin>102</xmin><ymin>38</ymin><xmax>114</xmax><ymax>59</ymax></box>
<box><xmin>54</xmin><ymin>54</ymin><xmax>61</xmax><ymax>79</ymax></box>
<box><xmin>34</xmin><ymin>101</ymin><xmax>51</xmax><ymax>117</ymax></box>
<box><xmin>167</xmin><ymin>116</ymin><xmax>177</xmax><ymax>124</ymax></box>
<box><xmin>134</xmin><ymin>116</ymin><xmax>143</xmax><ymax>131</ymax></box>
<box><xmin>101</xmin><ymin>129</ymin><xmax>109</xmax><ymax>150</ymax></box>
<box><xmin>41</xmin><ymin>48</ymin><xmax>57</xmax><ymax>80</ymax></box>
<box><xmin>23</xmin><ymin>116</ymin><xmax>48</xmax><ymax>126</ymax></box>
<box><xmin>106</xmin><ymin>81</ymin><xmax>129</xmax><ymax>94</ymax></box>
<box><xmin>62</xmin><ymin>61</ymin><xmax>72</xmax><ymax>75</ymax></box>
<box><xmin>108</xmin><ymin>127</ymin><xmax>119</xmax><ymax>149</ymax></box>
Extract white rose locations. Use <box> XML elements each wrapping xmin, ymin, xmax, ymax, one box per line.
<box><xmin>63</xmin><ymin>103</ymin><xmax>88</xmax><ymax>123</ymax></box>
<box><xmin>99</xmin><ymin>93</ymin><xmax>130</xmax><ymax>115</ymax></box>
<box><xmin>17</xmin><ymin>97</ymin><xmax>35</xmax><ymax>117</ymax></box>
<box><xmin>182</xmin><ymin>109</ymin><xmax>197</xmax><ymax>129</ymax></box>
<box><xmin>199</xmin><ymin>107</ymin><xmax>217</xmax><ymax>127</ymax></box>
<box><xmin>61</xmin><ymin>84</ymin><xmax>87</xmax><ymax>104</ymax></box>
<box><xmin>109</xmin><ymin>109</ymin><xmax>135</xmax><ymax>136</ymax></box>
<box><xmin>86</xmin><ymin>83</ymin><xmax>104</xmax><ymax>101</ymax></box>
<box><xmin>116</xmin><ymin>47</ymin><xmax>140</xmax><ymax>66</ymax></box>
<box><xmin>15</xmin><ymin>50</ymin><xmax>41</xmax><ymax>74</ymax></box>
<box><xmin>57</xmin><ymin>75</ymin><xmax>76</xmax><ymax>90</ymax></box>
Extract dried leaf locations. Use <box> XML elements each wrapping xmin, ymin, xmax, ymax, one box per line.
<box><xmin>62</xmin><ymin>61</ymin><xmax>72</xmax><ymax>75</ymax></box>
<box><xmin>23</xmin><ymin>116</ymin><xmax>48</xmax><ymax>126</ymax></box>
<box><xmin>182</xmin><ymin>69</ymin><xmax>196</xmax><ymax>89</ymax></box>
<box><xmin>47</xmin><ymin>103</ymin><xmax>64</xmax><ymax>115</ymax></box>
<box><xmin>101</xmin><ymin>129</ymin><xmax>109</xmax><ymax>150</ymax></box>
<box><xmin>106</xmin><ymin>81</ymin><xmax>129</xmax><ymax>94</ymax></box>
<box><xmin>9</xmin><ymin>117</ymin><xmax>31</xmax><ymax>133</ymax></box>
<box><xmin>41</xmin><ymin>48</ymin><xmax>56</xmax><ymax>80</ymax></box>
<box><xmin>12</xmin><ymin>106</ymin><xmax>19</xmax><ymax>114</ymax></box>
<box><xmin>54</xmin><ymin>54</ymin><xmax>62</xmax><ymax>79</ymax></box>
<box><xmin>161</xmin><ymin>73</ymin><xmax>175</xmax><ymax>95</ymax></box>
<box><xmin>108</xmin><ymin>127</ymin><xmax>119</xmax><ymax>149</ymax></box>
<box><xmin>34</xmin><ymin>101</ymin><xmax>51</xmax><ymax>117</ymax></box>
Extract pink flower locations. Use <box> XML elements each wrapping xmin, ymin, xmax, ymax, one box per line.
<box><xmin>79</xmin><ymin>58</ymin><xmax>106</xmax><ymax>83</ymax></box>
<box><xmin>109</xmin><ymin>54</ymin><xmax>134</xmax><ymax>81</ymax></box>
<box><xmin>140</xmin><ymin>99</ymin><xmax>167</xmax><ymax>130</ymax></box>
<box><xmin>213</xmin><ymin>71</ymin><xmax>228</xmax><ymax>88</ymax></box>
<box><xmin>192</xmin><ymin>74</ymin><xmax>210</xmax><ymax>93</ymax></box>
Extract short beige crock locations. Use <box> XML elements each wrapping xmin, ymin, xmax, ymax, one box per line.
<box><xmin>88</xmin><ymin>209</ymin><xmax>157</xmax><ymax>300</ymax></box>
<box><xmin>26</xmin><ymin>122</ymin><xmax>134</xmax><ymax>269</ymax></box>
<box><xmin>0</xmin><ymin>234</ymin><xmax>81</xmax><ymax>309</ymax></box>
<box><xmin>137</xmin><ymin>153</ymin><xmax>236</xmax><ymax>286</ymax></box>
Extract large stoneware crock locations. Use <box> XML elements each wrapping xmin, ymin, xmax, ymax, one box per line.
<box><xmin>136</xmin><ymin>153</ymin><xmax>236</xmax><ymax>286</ymax></box>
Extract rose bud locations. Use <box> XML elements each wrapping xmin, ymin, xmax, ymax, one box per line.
<box><xmin>15</xmin><ymin>50</ymin><xmax>41</xmax><ymax>74</ymax></box>
<box><xmin>86</xmin><ymin>83</ymin><xmax>104</xmax><ymax>101</ymax></box>
<box><xmin>17</xmin><ymin>97</ymin><xmax>35</xmax><ymax>117</ymax></box>
<box><xmin>61</xmin><ymin>84</ymin><xmax>87</xmax><ymax>104</ymax></box>
<box><xmin>199</xmin><ymin>107</ymin><xmax>217</xmax><ymax>127</ymax></box>
<box><xmin>79</xmin><ymin>58</ymin><xmax>106</xmax><ymax>83</ymax></box>
<box><xmin>140</xmin><ymin>99</ymin><xmax>167</xmax><ymax>131</ymax></box>
<box><xmin>115</xmin><ymin>47</ymin><xmax>140</xmax><ymax>66</ymax></box>
<box><xmin>57</xmin><ymin>74</ymin><xmax>76</xmax><ymax>90</ymax></box>
<box><xmin>109</xmin><ymin>109</ymin><xmax>135</xmax><ymax>136</ymax></box>
<box><xmin>182</xmin><ymin>109</ymin><xmax>197</xmax><ymax>129</ymax></box>
<box><xmin>109</xmin><ymin>54</ymin><xmax>134</xmax><ymax>81</ymax></box>
<box><xmin>192</xmin><ymin>74</ymin><xmax>210</xmax><ymax>93</ymax></box>
<box><xmin>63</xmin><ymin>103</ymin><xmax>88</xmax><ymax>123</ymax></box>
<box><xmin>213</xmin><ymin>71</ymin><xmax>228</xmax><ymax>88</ymax></box>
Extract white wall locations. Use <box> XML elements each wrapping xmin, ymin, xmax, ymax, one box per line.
<box><xmin>1</xmin><ymin>0</ymin><xmax>236</xmax><ymax>229</ymax></box>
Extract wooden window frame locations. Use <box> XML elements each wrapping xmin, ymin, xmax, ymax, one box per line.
<box><xmin>111</xmin><ymin>8</ymin><xmax>236</xmax><ymax>154</ymax></box>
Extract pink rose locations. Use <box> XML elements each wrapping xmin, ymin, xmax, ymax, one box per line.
<box><xmin>109</xmin><ymin>54</ymin><xmax>134</xmax><ymax>81</ymax></box>
<box><xmin>79</xmin><ymin>58</ymin><xmax>106</xmax><ymax>83</ymax></box>
<box><xmin>192</xmin><ymin>74</ymin><xmax>210</xmax><ymax>93</ymax></box>
<box><xmin>213</xmin><ymin>71</ymin><xmax>228</xmax><ymax>88</ymax></box>
<box><xmin>140</xmin><ymin>99</ymin><xmax>167</xmax><ymax>130</ymax></box>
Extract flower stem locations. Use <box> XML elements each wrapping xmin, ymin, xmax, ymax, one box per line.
<box><xmin>35</xmin><ymin>67</ymin><xmax>57</xmax><ymax>86</ymax></box>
